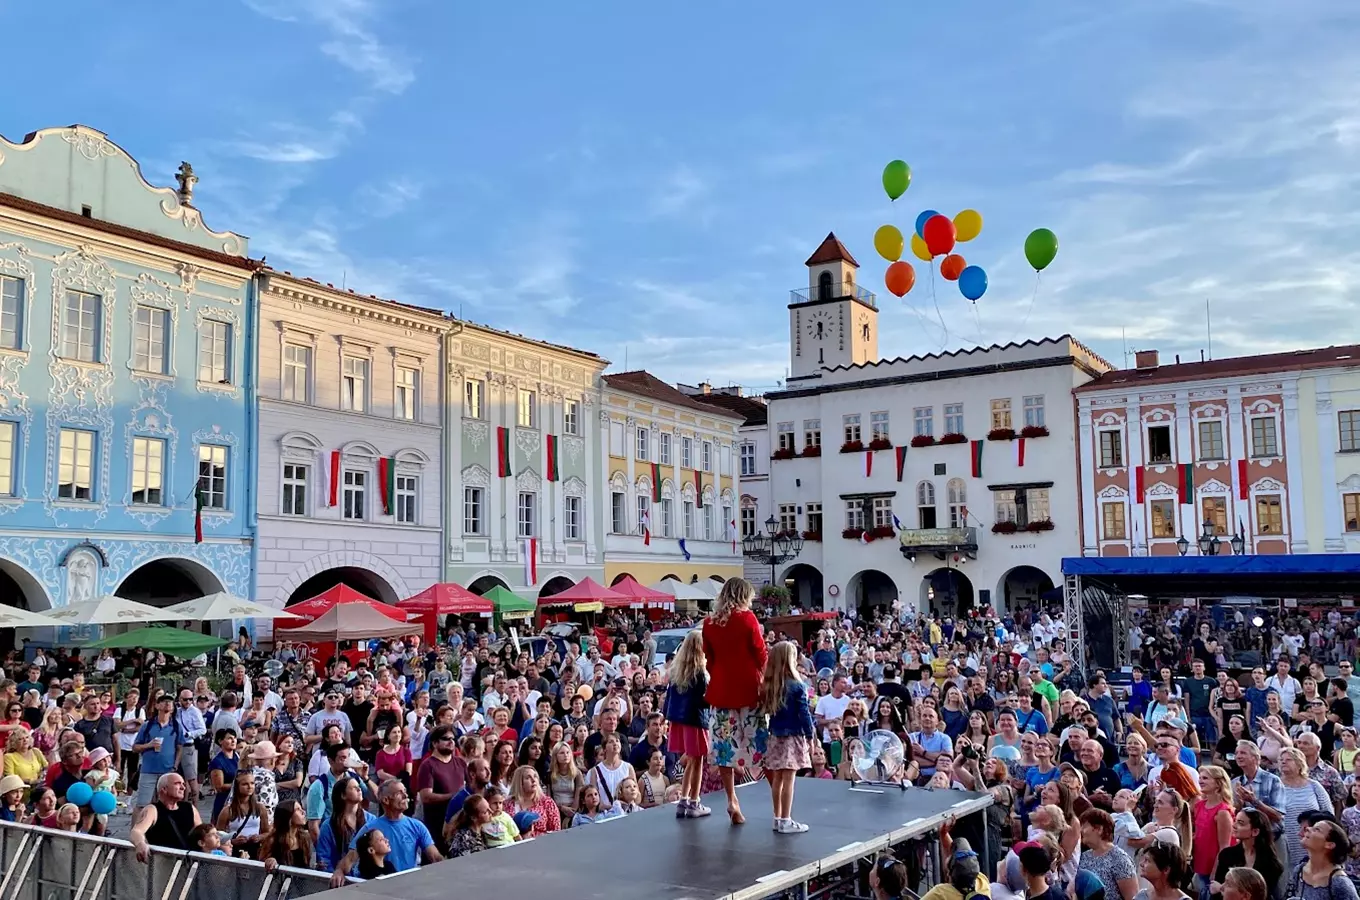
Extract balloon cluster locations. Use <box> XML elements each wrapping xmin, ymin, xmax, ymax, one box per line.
<box><xmin>874</xmin><ymin>160</ymin><xmax>1059</xmax><ymax>302</ymax></box>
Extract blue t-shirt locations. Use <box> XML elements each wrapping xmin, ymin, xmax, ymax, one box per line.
<box><xmin>1026</xmin><ymin>765</ymin><xmax>1061</xmax><ymax>794</ymax></box>
<box><xmin>136</xmin><ymin>719</ymin><xmax>179</xmax><ymax>775</ymax></box>
<box><xmin>349</xmin><ymin>815</ymin><xmax>434</xmax><ymax>873</ymax></box>
<box><xmin>208</xmin><ymin>752</ymin><xmax>239</xmax><ymax>821</ymax></box>
<box><xmin>1015</xmin><ymin>708</ymin><xmax>1049</xmax><ymax>736</ymax></box>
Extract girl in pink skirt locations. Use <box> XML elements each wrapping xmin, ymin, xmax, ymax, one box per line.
<box><xmin>663</xmin><ymin>630</ymin><xmax>712</xmax><ymax>818</ymax></box>
<box><xmin>760</xmin><ymin>641</ymin><xmax>814</xmax><ymax>834</ymax></box>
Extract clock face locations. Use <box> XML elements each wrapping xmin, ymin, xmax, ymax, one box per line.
<box><xmin>858</xmin><ymin>313</ymin><xmax>872</xmax><ymax>341</ymax></box>
<box><xmin>806</xmin><ymin>310</ymin><xmax>833</xmax><ymax>339</ymax></box>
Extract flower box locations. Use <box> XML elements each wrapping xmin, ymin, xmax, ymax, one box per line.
<box><xmin>868</xmin><ymin>438</ymin><xmax>894</xmax><ymax>451</ymax></box>
<box><xmin>1021</xmin><ymin>424</ymin><xmax>1050</xmax><ymax>439</ymax></box>
<box><xmin>991</xmin><ymin>521</ymin><xmax>1019</xmax><ymax>535</ymax></box>
<box><xmin>840</xmin><ymin>440</ymin><xmax>864</xmax><ymax>453</ymax></box>
<box><xmin>771</xmin><ymin>447</ymin><xmax>796</xmax><ymax>460</ymax></box>
<box><xmin>801</xmin><ymin>445</ymin><xmax>822</xmax><ymax>458</ymax></box>
<box><xmin>987</xmin><ymin>427</ymin><xmax>1017</xmax><ymax>441</ymax></box>
<box><xmin>841</xmin><ymin>527</ymin><xmax>865</xmax><ymax>540</ymax></box>
<box><xmin>801</xmin><ymin>530</ymin><xmax>823</xmax><ymax>542</ymax></box>
<box><xmin>774</xmin><ymin>528</ymin><xmax>800</xmax><ymax>541</ymax></box>
<box><xmin>1024</xmin><ymin>519</ymin><xmax>1055</xmax><ymax>532</ymax></box>
<box><xmin>910</xmin><ymin>434</ymin><xmax>937</xmax><ymax>448</ymax></box>
<box><xmin>938</xmin><ymin>432</ymin><xmax>968</xmax><ymax>445</ymax></box>
<box><xmin>869</xmin><ymin>525</ymin><xmax>897</xmax><ymax>539</ymax></box>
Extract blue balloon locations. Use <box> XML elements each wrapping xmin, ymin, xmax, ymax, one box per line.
<box><xmin>914</xmin><ymin>209</ymin><xmax>939</xmax><ymax>239</ymax></box>
<box><xmin>89</xmin><ymin>789</ymin><xmax>117</xmax><ymax>815</ymax></box>
<box><xmin>959</xmin><ymin>266</ymin><xmax>988</xmax><ymax>301</ymax></box>
<box><xmin>66</xmin><ymin>781</ymin><xmax>93</xmax><ymax>807</ymax></box>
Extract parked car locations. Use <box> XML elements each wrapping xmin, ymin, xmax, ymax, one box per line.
<box><xmin>651</xmin><ymin>626</ymin><xmax>698</xmax><ymax>670</ymax></box>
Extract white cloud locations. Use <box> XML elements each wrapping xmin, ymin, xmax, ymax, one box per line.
<box><xmin>241</xmin><ymin>0</ymin><xmax>415</xmax><ymax>94</ymax></box>
<box><xmin>356</xmin><ymin>177</ymin><xmax>425</xmax><ymax>218</ymax></box>
<box><xmin>648</xmin><ymin>166</ymin><xmax>708</xmax><ymax>219</ymax></box>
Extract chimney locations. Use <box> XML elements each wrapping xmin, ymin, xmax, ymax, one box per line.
<box><xmin>698</xmin><ymin>381</ymin><xmax>711</xmax><ymax>394</ymax></box>
<box><xmin>1134</xmin><ymin>350</ymin><xmax>1159</xmax><ymax>369</ymax></box>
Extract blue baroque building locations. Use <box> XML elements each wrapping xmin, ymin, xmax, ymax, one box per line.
<box><xmin>0</xmin><ymin>125</ymin><xmax>257</xmax><ymax>643</ymax></box>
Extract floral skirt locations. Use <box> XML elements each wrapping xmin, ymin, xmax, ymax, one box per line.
<box><xmin>704</xmin><ymin>707</ymin><xmax>768</xmax><ymax>790</ymax></box>
<box><xmin>764</xmin><ymin>735</ymin><xmax>811</xmax><ymax>772</ymax></box>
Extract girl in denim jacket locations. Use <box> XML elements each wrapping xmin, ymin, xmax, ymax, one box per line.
<box><xmin>760</xmin><ymin>640</ymin><xmax>815</xmax><ymax>834</ymax></box>
<box><xmin>664</xmin><ymin>630</ymin><xmax>712</xmax><ymax>818</ymax></box>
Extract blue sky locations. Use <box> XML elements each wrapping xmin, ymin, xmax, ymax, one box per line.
<box><xmin>2</xmin><ymin>0</ymin><xmax>1357</xmax><ymax>388</ymax></box>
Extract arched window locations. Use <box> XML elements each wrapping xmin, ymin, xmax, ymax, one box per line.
<box><xmin>916</xmin><ymin>481</ymin><xmax>936</xmax><ymax>529</ymax></box>
<box><xmin>817</xmin><ymin>271</ymin><xmax>833</xmax><ymax>301</ymax></box>
<box><xmin>862</xmin><ymin>323</ymin><xmax>870</xmax><ymax>341</ymax></box>
<box><xmin>947</xmin><ymin>478</ymin><xmax>967</xmax><ymax>528</ymax></box>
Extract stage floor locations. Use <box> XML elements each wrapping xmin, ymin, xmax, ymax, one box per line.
<box><xmin>314</xmin><ymin>779</ymin><xmax>991</xmax><ymax>900</ymax></box>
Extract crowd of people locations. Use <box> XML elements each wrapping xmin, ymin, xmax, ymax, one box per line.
<box><xmin>0</xmin><ymin>585</ymin><xmax>1358</xmax><ymax>899</ymax></box>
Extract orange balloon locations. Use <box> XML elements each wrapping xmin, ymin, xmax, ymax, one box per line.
<box><xmin>940</xmin><ymin>254</ymin><xmax>966</xmax><ymax>281</ymax></box>
<box><xmin>884</xmin><ymin>261</ymin><xmax>916</xmax><ymax>297</ymax></box>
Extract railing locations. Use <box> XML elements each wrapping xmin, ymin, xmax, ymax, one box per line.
<box><xmin>898</xmin><ymin>527</ymin><xmax>978</xmax><ymax>549</ymax></box>
<box><xmin>789</xmin><ymin>282</ymin><xmax>877</xmax><ymax>308</ymax></box>
<box><xmin>0</xmin><ymin>819</ymin><xmax>348</xmax><ymax>900</ymax></box>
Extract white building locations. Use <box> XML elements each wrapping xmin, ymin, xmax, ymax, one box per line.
<box><xmin>253</xmin><ymin>272</ymin><xmax>450</xmax><ymax>627</ymax></box>
<box><xmin>765</xmin><ymin>234</ymin><xmax>1113</xmax><ymax>614</ymax></box>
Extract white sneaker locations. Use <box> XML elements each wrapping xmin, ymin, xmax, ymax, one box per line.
<box><xmin>777</xmin><ymin>819</ymin><xmax>809</xmax><ymax>834</ymax></box>
<box><xmin>772</xmin><ymin>817</ymin><xmax>785</xmax><ymax>832</ymax></box>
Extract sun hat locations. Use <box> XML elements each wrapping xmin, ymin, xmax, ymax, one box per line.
<box><xmin>248</xmin><ymin>740</ymin><xmax>279</xmax><ymax>761</ymax></box>
<box><xmin>0</xmin><ymin>774</ymin><xmax>25</xmax><ymax>795</ymax></box>
<box><xmin>87</xmin><ymin>747</ymin><xmax>111</xmax><ymax>766</ymax></box>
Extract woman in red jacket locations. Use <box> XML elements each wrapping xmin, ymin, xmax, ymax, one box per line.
<box><xmin>702</xmin><ymin>577</ymin><xmax>768</xmax><ymax>825</ymax></box>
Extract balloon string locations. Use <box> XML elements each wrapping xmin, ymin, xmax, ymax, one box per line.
<box><xmin>929</xmin><ymin>260</ymin><xmax>950</xmax><ymax>350</ymax></box>
<box><xmin>972</xmin><ymin>300</ymin><xmax>985</xmax><ymax>346</ymax></box>
<box><xmin>1007</xmin><ymin>272</ymin><xmax>1042</xmax><ymax>344</ymax></box>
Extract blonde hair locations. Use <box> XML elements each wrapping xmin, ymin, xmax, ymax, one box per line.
<box><xmin>509</xmin><ymin>765</ymin><xmax>542</xmax><ymax>808</ymax></box>
<box><xmin>1224</xmin><ymin>868</ymin><xmax>1267</xmax><ymax>900</ymax></box>
<box><xmin>1278</xmin><ymin>746</ymin><xmax>1307</xmax><ymax>776</ymax></box>
<box><xmin>709</xmin><ymin>577</ymin><xmax>754</xmax><ymax>626</ymax></box>
<box><xmin>668</xmin><ymin>630</ymin><xmax>706</xmax><ymax>691</ymax></box>
<box><xmin>1035</xmin><ymin>804</ymin><xmax>1067</xmax><ymax>835</ymax></box>
<box><xmin>759</xmin><ymin>642</ymin><xmax>802</xmax><ymax>716</ymax></box>
<box><xmin>1198</xmin><ymin>764</ymin><xmax>1232</xmax><ymax>800</ymax></box>
<box><xmin>548</xmin><ymin>741</ymin><xmax>579</xmax><ymax>779</ymax></box>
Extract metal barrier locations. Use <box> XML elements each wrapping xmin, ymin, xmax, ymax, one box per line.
<box><xmin>0</xmin><ymin>819</ymin><xmax>345</xmax><ymax>900</ymax></box>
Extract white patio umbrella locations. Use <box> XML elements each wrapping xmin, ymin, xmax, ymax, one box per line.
<box><xmin>44</xmin><ymin>595</ymin><xmax>181</xmax><ymax>626</ymax></box>
<box><xmin>0</xmin><ymin>606</ymin><xmax>64</xmax><ymax>628</ymax></box>
<box><xmin>163</xmin><ymin>592</ymin><xmax>302</xmax><ymax>623</ymax></box>
<box><xmin>649</xmin><ymin>579</ymin><xmax>711</xmax><ymax>602</ymax></box>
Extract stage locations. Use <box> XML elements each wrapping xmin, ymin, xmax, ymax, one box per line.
<box><xmin>310</xmin><ymin>779</ymin><xmax>992</xmax><ymax>900</ymax></box>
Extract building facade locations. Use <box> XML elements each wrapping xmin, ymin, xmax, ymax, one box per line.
<box><xmin>600</xmin><ymin>372</ymin><xmax>745</xmax><ymax>587</ymax></box>
<box><xmin>445</xmin><ymin>324</ymin><xmax>608</xmax><ymax>599</ymax></box>
<box><xmin>1076</xmin><ymin>345</ymin><xmax>1360</xmax><ymax>558</ymax></box>
<box><xmin>0</xmin><ymin>125</ymin><xmax>256</xmax><ymax>633</ymax></box>
<box><xmin>251</xmin><ymin>272</ymin><xmax>450</xmax><ymax>626</ymax></box>
<box><xmin>765</xmin><ymin>235</ymin><xmax>1111</xmax><ymax>614</ymax></box>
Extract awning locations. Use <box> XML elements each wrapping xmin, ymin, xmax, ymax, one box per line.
<box><xmin>399</xmin><ymin>583</ymin><xmax>493</xmax><ymax>616</ymax></box>
<box><xmin>481</xmin><ymin>585</ymin><xmax>537</xmax><ymax>620</ymax></box>
<box><xmin>536</xmin><ymin>577</ymin><xmax>631</xmax><ymax>609</ymax></box>
<box><xmin>609</xmin><ymin>576</ymin><xmax>675</xmax><ymax>610</ymax></box>
<box><xmin>1061</xmin><ymin>554</ymin><xmax>1360</xmax><ymax>598</ymax></box>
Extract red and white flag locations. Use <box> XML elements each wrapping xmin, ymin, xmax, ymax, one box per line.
<box><xmin>522</xmin><ymin>538</ymin><xmax>538</xmax><ymax>586</ymax></box>
<box><xmin>864</xmin><ymin>450</ymin><xmax>873</xmax><ymax>477</ymax></box>
<box><xmin>320</xmin><ymin>449</ymin><xmax>341</xmax><ymax>506</ymax></box>
<box><xmin>641</xmin><ymin>510</ymin><xmax>651</xmax><ymax>546</ymax></box>
<box><xmin>1014</xmin><ymin>438</ymin><xmax>1026</xmax><ymax>468</ymax></box>
<box><xmin>859</xmin><ymin>529</ymin><xmax>873</xmax><ymax>544</ymax></box>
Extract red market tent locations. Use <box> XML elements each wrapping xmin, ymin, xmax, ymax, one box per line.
<box><xmin>608</xmin><ymin>576</ymin><xmax>674</xmax><ymax>609</ymax></box>
<box><xmin>278</xmin><ymin>584</ymin><xmax>409</xmax><ymax>625</ymax></box>
<box><xmin>399</xmin><ymin>583</ymin><xmax>494</xmax><ymax>615</ymax></box>
<box><xmin>538</xmin><ymin>576</ymin><xmax>631</xmax><ymax>609</ymax></box>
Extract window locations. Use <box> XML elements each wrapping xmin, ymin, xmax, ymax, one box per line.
<box><xmin>704</xmin><ymin>505</ymin><xmax>715</xmax><ymax>540</ymax></box>
<box><xmin>778</xmin><ymin>503</ymin><xmax>797</xmax><ymax>532</ymax></box>
<box><xmin>740</xmin><ymin>506</ymin><xmax>755</xmax><ymax>538</ymax></box>
<box><xmin>282</xmin><ymin>463</ymin><xmax>307</xmax><ymax>516</ymax></box>
<box><xmin>659</xmin><ymin>432</ymin><xmax>672</xmax><ymax>465</ymax></box>
<box><xmin>565</xmin><ymin>496</ymin><xmax>582</xmax><ymax>540</ymax></box>
<box><xmin>464</xmin><ymin>379</ymin><xmax>484</xmax><ymax>419</ymax></box>
<box><xmin>1256</xmin><ymin>494</ymin><xmax>1283</xmax><ymax>534</ymax></box>
<box><xmin>395</xmin><ymin>475</ymin><xmax>417</xmax><ymax>524</ymax></box>
<box><xmin>1025</xmin><ymin>487</ymin><xmax>1050</xmax><ymax>524</ymax></box>
<box><xmin>1201</xmin><ymin>496</ymin><xmax>1228</xmax><ymax>534</ymax></box>
<box><xmin>1099</xmin><ymin>430</ymin><xmax>1124</xmax><ymax>468</ymax></box>
<box><xmin>844</xmin><ymin>500</ymin><xmax>865</xmax><ymax>530</ymax></box>
<box><xmin>518</xmin><ymin>492</ymin><xmax>536</xmax><ymax>537</ymax></box>
<box><xmin>1147</xmin><ymin>425</ymin><xmax>1173</xmax><ymax>463</ymax></box>
<box><xmin>843</xmin><ymin>414</ymin><xmax>862</xmax><ymax>444</ymax></box>
<box><xmin>611</xmin><ymin>491</ymin><xmax>627</xmax><ymax>533</ymax></box>
<box><xmin>777</xmin><ymin>422</ymin><xmax>795</xmax><ymax>452</ymax></box>
<box><xmin>636</xmin><ymin>495</ymin><xmax>651</xmax><ymax>535</ymax></box>
<box><xmin>341</xmin><ymin>356</ymin><xmax>367</xmax><ymax>412</ymax></box>
<box><xmin>946</xmin><ymin>478</ymin><xmax>967</xmax><ymax>528</ymax></box>
<box><xmin>806</xmin><ymin>502</ymin><xmax>822</xmax><ymax>535</ymax></box>
<box><xmin>197</xmin><ymin>445</ymin><xmax>228</xmax><ymax>509</ymax></box>
<box><xmin>722</xmin><ymin>504</ymin><xmax>733</xmax><ymax>540</ymax></box>
<box><xmin>1250</xmin><ymin>416</ymin><xmax>1278</xmax><ymax>458</ymax></box>
<box><xmin>944</xmin><ymin>404</ymin><xmax>964</xmax><ymax>435</ymax></box>
<box><xmin>1341</xmin><ymin>411</ymin><xmax>1360</xmax><ymax>452</ymax></box>
<box><xmin>739</xmin><ymin>442</ymin><xmax>756</xmax><ymax>475</ymax></box>
<box><xmin>1197</xmin><ymin>420</ymin><xmax>1225</xmax><ymax>461</ymax></box>
<box><xmin>133</xmin><ymin>306</ymin><xmax>168</xmax><ymax>374</ymax></box>
<box><xmin>395</xmin><ymin>368</ymin><xmax>418</xmax><ymax>421</ymax></box>
<box><xmin>872</xmin><ymin>497</ymin><xmax>893</xmax><ymax>528</ymax></box>
<box><xmin>1345</xmin><ymin>494</ymin><xmax>1360</xmax><ymax>532</ymax></box>
<box><xmin>990</xmin><ymin>399</ymin><xmax>1012</xmax><ymax>430</ymax></box>
<box><xmin>0</xmin><ymin>421</ymin><xmax>12</xmax><ymax>495</ymax></box>
<box><xmin>283</xmin><ymin>344</ymin><xmax>310</xmax><ymax>402</ymax></box>
<box><xmin>702</xmin><ymin>441</ymin><xmax>712</xmax><ymax>472</ymax></box>
<box><xmin>681</xmin><ymin>437</ymin><xmax>693</xmax><ymax>469</ymax></box>
<box><xmin>916</xmin><ymin>481</ymin><xmax>936</xmax><ymax>529</ymax></box>
<box><xmin>130</xmin><ymin>437</ymin><xmax>164</xmax><ymax>505</ymax></box>
<box><xmin>637</xmin><ymin>426</ymin><xmax>650</xmax><ymax>461</ymax></box>
<box><xmin>343</xmin><ymin>470</ymin><xmax>366</xmax><ymax>520</ymax></box>
<box><xmin>804</xmin><ymin>419</ymin><xmax>821</xmax><ymax>449</ymax></box>
<box><xmin>57</xmin><ymin>429</ymin><xmax>94</xmax><ymax>500</ymax></box>
<box><xmin>463</xmin><ymin>487</ymin><xmax>484</xmax><ymax>534</ymax></box>
<box><xmin>1023</xmin><ymin>396</ymin><xmax>1045</xmax><ymax>428</ymax></box>
<box><xmin>1150</xmin><ymin>499</ymin><xmax>1176</xmax><ymax>537</ymax></box>
<box><xmin>914</xmin><ymin>407</ymin><xmax>933</xmax><ymax>437</ymax></box>
<box><xmin>996</xmin><ymin>486</ymin><xmax>1049</xmax><ymax>527</ymax></box>
<box><xmin>198</xmin><ymin>320</ymin><xmax>231</xmax><ymax>384</ymax></box>
<box><xmin>870</xmin><ymin>411</ymin><xmax>890</xmax><ymax>441</ymax></box>
<box><xmin>994</xmin><ymin>489</ymin><xmax>1016</xmax><ymax>526</ymax></box>
<box><xmin>0</xmin><ymin>276</ymin><xmax>22</xmax><ymax>350</ymax></box>
<box><xmin>682</xmin><ymin>501</ymin><xmax>695</xmax><ymax>537</ymax></box>
<box><xmin>61</xmin><ymin>291</ymin><xmax>100</xmax><ymax>362</ymax></box>
<box><xmin>517</xmin><ymin>389</ymin><xmax>537</xmax><ymax>428</ymax></box>
<box><xmin>564</xmin><ymin>400</ymin><xmax>580</xmax><ymax>436</ymax></box>
<box><xmin>1102</xmin><ymin>502</ymin><xmax>1126</xmax><ymax>539</ymax></box>
<box><xmin>661</xmin><ymin>498</ymin><xmax>674</xmax><ymax>537</ymax></box>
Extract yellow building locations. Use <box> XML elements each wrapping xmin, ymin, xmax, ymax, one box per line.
<box><xmin>599</xmin><ymin>372</ymin><xmax>745</xmax><ymax>588</ymax></box>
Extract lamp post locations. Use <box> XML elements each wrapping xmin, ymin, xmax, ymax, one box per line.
<box><xmin>742</xmin><ymin>514</ymin><xmax>804</xmax><ymax>592</ymax></box>
<box><xmin>1197</xmin><ymin>519</ymin><xmax>1222</xmax><ymax>556</ymax></box>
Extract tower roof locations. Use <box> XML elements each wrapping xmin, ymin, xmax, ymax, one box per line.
<box><xmin>804</xmin><ymin>232</ymin><xmax>859</xmax><ymax>268</ymax></box>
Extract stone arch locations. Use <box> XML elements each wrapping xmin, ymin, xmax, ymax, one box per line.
<box><xmin>114</xmin><ymin>555</ymin><xmax>226</xmax><ymax>606</ymax></box>
<box><xmin>0</xmin><ymin>558</ymin><xmax>54</xmax><ymax>612</ymax></box>
<box><xmin>272</xmin><ymin>549</ymin><xmax>409</xmax><ymax>607</ymax></box>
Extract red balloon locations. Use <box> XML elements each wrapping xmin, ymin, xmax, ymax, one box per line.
<box><xmin>884</xmin><ymin>261</ymin><xmax>916</xmax><ymax>297</ymax></box>
<box><xmin>923</xmin><ymin>214</ymin><xmax>956</xmax><ymax>257</ymax></box>
<box><xmin>940</xmin><ymin>254</ymin><xmax>966</xmax><ymax>281</ymax></box>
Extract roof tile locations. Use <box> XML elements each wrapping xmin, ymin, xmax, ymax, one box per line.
<box><xmin>602</xmin><ymin>371</ymin><xmax>746</xmax><ymax>419</ymax></box>
<box><xmin>804</xmin><ymin>232</ymin><xmax>859</xmax><ymax>267</ymax></box>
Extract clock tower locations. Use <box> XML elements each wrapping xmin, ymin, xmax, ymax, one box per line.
<box><xmin>788</xmin><ymin>232</ymin><xmax>878</xmax><ymax>378</ymax></box>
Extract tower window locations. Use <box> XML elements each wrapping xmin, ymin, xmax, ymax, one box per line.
<box><xmin>817</xmin><ymin>271</ymin><xmax>833</xmax><ymax>301</ymax></box>
<box><xmin>862</xmin><ymin>323</ymin><xmax>870</xmax><ymax>341</ymax></box>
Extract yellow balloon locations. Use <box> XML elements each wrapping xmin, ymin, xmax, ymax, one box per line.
<box><xmin>954</xmin><ymin>209</ymin><xmax>983</xmax><ymax>243</ymax></box>
<box><xmin>873</xmin><ymin>224</ymin><xmax>904</xmax><ymax>262</ymax></box>
<box><xmin>909</xmin><ymin>232</ymin><xmax>932</xmax><ymax>262</ymax></box>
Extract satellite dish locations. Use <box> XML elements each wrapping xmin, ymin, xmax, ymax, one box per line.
<box><xmin>851</xmin><ymin>729</ymin><xmax>908</xmax><ymax>789</ymax></box>
<box><xmin>263</xmin><ymin>659</ymin><xmax>284</xmax><ymax>678</ymax></box>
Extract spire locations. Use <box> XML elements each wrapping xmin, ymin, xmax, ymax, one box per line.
<box><xmin>804</xmin><ymin>232</ymin><xmax>859</xmax><ymax>268</ymax></box>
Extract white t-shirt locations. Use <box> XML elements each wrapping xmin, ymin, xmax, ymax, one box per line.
<box><xmin>814</xmin><ymin>693</ymin><xmax>852</xmax><ymax>741</ymax></box>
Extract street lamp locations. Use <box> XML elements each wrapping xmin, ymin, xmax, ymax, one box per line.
<box><xmin>1230</xmin><ymin>531</ymin><xmax>1246</xmax><ymax>555</ymax></box>
<box><xmin>1197</xmin><ymin>519</ymin><xmax>1222</xmax><ymax>556</ymax></box>
<box><xmin>743</xmin><ymin>513</ymin><xmax>804</xmax><ymax>591</ymax></box>
<box><xmin>1176</xmin><ymin>535</ymin><xmax>1190</xmax><ymax>557</ymax></box>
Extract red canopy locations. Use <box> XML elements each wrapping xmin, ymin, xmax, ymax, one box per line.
<box><xmin>277</xmin><ymin>584</ymin><xmax>409</xmax><ymax>626</ymax></box>
<box><xmin>608</xmin><ymin>576</ymin><xmax>674</xmax><ymax>608</ymax></box>
<box><xmin>399</xmin><ymin>583</ymin><xmax>493</xmax><ymax>615</ymax></box>
<box><xmin>538</xmin><ymin>576</ymin><xmax>631</xmax><ymax>609</ymax></box>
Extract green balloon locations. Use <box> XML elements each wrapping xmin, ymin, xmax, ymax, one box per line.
<box><xmin>882</xmin><ymin>160</ymin><xmax>911</xmax><ymax>201</ymax></box>
<box><xmin>1024</xmin><ymin>228</ymin><xmax>1059</xmax><ymax>271</ymax></box>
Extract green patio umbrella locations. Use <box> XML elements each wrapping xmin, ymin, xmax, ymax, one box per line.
<box><xmin>481</xmin><ymin>585</ymin><xmax>536</xmax><ymax>620</ymax></box>
<box><xmin>87</xmin><ymin>624</ymin><xmax>229</xmax><ymax>658</ymax></box>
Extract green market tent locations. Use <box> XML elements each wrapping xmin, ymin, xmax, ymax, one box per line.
<box><xmin>87</xmin><ymin>624</ymin><xmax>228</xmax><ymax>658</ymax></box>
<box><xmin>481</xmin><ymin>585</ymin><xmax>536</xmax><ymax>620</ymax></box>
